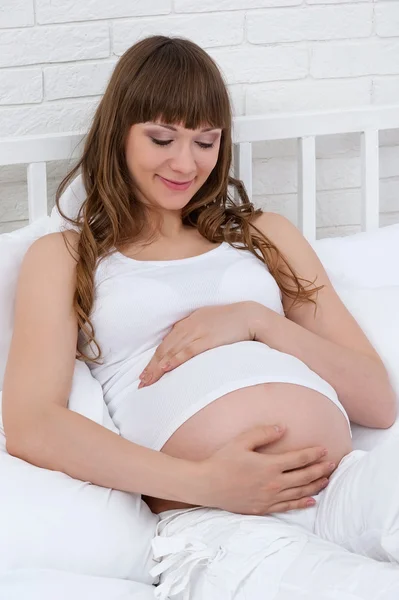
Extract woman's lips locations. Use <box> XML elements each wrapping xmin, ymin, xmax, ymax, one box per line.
<box><xmin>158</xmin><ymin>175</ymin><xmax>194</xmax><ymax>191</ymax></box>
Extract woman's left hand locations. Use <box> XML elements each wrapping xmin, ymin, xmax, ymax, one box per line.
<box><xmin>138</xmin><ymin>301</ymin><xmax>261</xmax><ymax>388</ymax></box>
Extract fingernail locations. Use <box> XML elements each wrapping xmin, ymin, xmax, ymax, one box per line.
<box><xmin>329</xmin><ymin>463</ymin><xmax>336</xmax><ymax>470</ymax></box>
<box><xmin>320</xmin><ymin>479</ymin><xmax>329</xmax><ymax>488</ymax></box>
<box><xmin>321</xmin><ymin>449</ymin><xmax>328</xmax><ymax>456</ymax></box>
<box><xmin>140</xmin><ymin>374</ymin><xmax>152</xmax><ymax>386</ymax></box>
<box><xmin>306</xmin><ymin>499</ymin><xmax>316</xmax><ymax>507</ymax></box>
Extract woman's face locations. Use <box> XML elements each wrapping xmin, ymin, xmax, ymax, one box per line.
<box><xmin>125</xmin><ymin>120</ymin><xmax>222</xmax><ymax>211</ymax></box>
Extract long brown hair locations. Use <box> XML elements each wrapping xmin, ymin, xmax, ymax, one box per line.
<box><xmin>55</xmin><ymin>35</ymin><xmax>323</xmax><ymax>364</ymax></box>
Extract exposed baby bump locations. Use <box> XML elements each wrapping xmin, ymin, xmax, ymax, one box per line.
<box><xmin>160</xmin><ymin>382</ymin><xmax>352</xmax><ymax>467</ymax></box>
<box><xmin>144</xmin><ymin>382</ymin><xmax>352</xmax><ymax>514</ymax></box>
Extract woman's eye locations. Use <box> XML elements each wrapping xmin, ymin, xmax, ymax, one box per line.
<box><xmin>196</xmin><ymin>142</ymin><xmax>214</xmax><ymax>149</ymax></box>
<box><xmin>151</xmin><ymin>138</ymin><xmax>172</xmax><ymax>146</ymax></box>
<box><xmin>150</xmin><ymin>138</ymin><xmax>214</xmax><ymax>149</ymax></box>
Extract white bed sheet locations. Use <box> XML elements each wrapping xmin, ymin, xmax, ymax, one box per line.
<box><xmin>0</xmin><ymin>569</ymin><xmax>155</xmax><ymax>600</ymax></box>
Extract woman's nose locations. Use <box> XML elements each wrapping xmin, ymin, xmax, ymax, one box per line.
<box><xmin>169</xmin><ymin>144</ymin><xmax>196</xmax><ymax>175</ymax></box>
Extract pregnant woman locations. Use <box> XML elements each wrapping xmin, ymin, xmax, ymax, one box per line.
<box><xmin>4</xmin><ymin>35</ymin><xmax>399</xmax><ymax>599</ymax></box>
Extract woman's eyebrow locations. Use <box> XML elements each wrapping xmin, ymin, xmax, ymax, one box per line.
<box><xmin>147</xmin><ymin>123</ymin><xmax>220</xmax><ymax>133</ymax></box>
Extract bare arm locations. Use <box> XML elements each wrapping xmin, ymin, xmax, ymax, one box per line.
<box><xmin>3</xmin><ymin>231</ymin><xmax>334</xmax><ymax>515</ymax></box>
<box><xmin>3</xmin><ymin>232</ymin><xmax>197</xmax><ymax>502</ymax></box>
<box><xmin>252</xmin><ymin>212</ymin><xmax>397</xmax><ymax>428</ymax></box>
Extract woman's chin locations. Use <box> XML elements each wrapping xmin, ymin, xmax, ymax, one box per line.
<box><xmin>152</xmin><ymin>194</ymin><xmax>195</xmax><ymax>211</ymax></box>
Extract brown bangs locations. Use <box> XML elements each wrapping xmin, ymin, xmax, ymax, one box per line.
<box><xmin>128</xmin><ymin>38</ymin><xmax>231</xmax><ymax>131</ymax></box>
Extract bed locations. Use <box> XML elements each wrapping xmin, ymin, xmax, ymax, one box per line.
<box><xmin>0</xmin><ymin>105</ymin><xmax>399</xmax><ymax>599</ymax></box>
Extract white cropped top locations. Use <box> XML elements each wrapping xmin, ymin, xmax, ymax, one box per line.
<box><xmin>81</xmin><ymin>241</ymin><xmax>350</xmax><ymax>451</ymax></box>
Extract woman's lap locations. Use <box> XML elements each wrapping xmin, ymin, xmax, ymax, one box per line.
<box><xmin>315</xmin><ymin>438</ymin><xmax>399</xmax><ymax>561</ymax></box>
<box><xmin>152</xmin><ymin>435</ymin><xmax>399</xmax><ymax>599</ymax></box>
<box><xmin>151</xmin><ymin>506</ymin><xmax>399</xmax><ymax>599</ymax></box>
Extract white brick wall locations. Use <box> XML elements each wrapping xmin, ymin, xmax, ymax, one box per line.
<box><xmin>35</xmin><ymin>0</ymin><xmax>171</xmax><ymax>23</ymax></box>
<box><xmin>1</xmin><ymin>0</ymin><xmax>399</xmax><ymax>237</ymax></box>
<box><xmin>113</xmin><ymin>13</ymin><xmax>245</xmax><ymax>53</ymax></box>
<box><xmin>247</xmin><ymin>5</ymin><xmax>373</xmax><ymax>43</ymax></box>
<box><xmin>0</xmin><ymin>24</ymin><xmax>110</xmax><ymax>68</ymax></box>
<box><xmin>0</xmin><ymin>0</ymin><xmax>34</xmax><ymax>28</ymax></box>
<box><xmin>0</xmin><ymin>68</ymin><xmax>42</xmax><ymax>105</ymax></box>
<box><xmin>44</xmin><ymin>61</ymin><xmax>117</xmax><ymax>101</ymax></box>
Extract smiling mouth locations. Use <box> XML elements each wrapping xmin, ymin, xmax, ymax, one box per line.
<box><xmin>160</xmin><ymin>176</ymin><xmax>194</xmax><ymax>184</ymax></box>
<box><xmin>157</xmin><ymin>175</ymin><xmax>195</xmax><ymax>191</ymax></box>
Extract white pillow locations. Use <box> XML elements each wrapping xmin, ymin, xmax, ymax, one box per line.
<box><xmin>336</xmin><ymin>285</ymin><xmax>399</xmax><ymax>395</ymax></box>
<box><xmin>49</xmin><ymin>173</ymin><xmax>85</xmax><ymax>233</ymax></box>
<box><xmin>0</xmin><ymin>366</ymin><xmax>158</xmax><ymax>583</ymax></box>
<box><xmin>312</xmin><ymin>223</ymin><xmax>399</xmax><ymax>289</ymax></box>
<box><xmin>0</xmin><ymin>366</ymin><xmax>157</xmax><ymax>583</ymax></box>
<box><xmin>334</xmin><ymin>285</ymin><xmax>399</xmax><ymax>451</ymax></box>
<box><xmin>0</xmin><ymin>447</ymin><xmax>158</xmax><ymax>583</ymax></box>
<box><xmin>0</xmin><ymin>217</ymin><xmax>52</xmax><ymax>390</ymax></box>
<box><xmin>0</xmin><ymin>570</ymin><xmax>156</xmax><ymax>600</ymax></box>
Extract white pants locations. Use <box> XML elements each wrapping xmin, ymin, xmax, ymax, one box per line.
<box><xmin>150</xmin><ymin>436</ymin><xmax>399</xmax><ymax>599</ymax></box>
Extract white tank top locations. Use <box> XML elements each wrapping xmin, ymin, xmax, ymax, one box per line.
<box><xmin>81</xmin><ymin>241</ymin><xmax>350</xmax><ymax>450</ymax></box>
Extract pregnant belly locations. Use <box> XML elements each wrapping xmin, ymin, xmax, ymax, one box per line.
<box><xmin>144</xmin><ymin>382</ymin><xmax>352</xmax><ymax>514</ymax></box>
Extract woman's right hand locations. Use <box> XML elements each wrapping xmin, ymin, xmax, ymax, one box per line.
<box><xmin>195</xmin><ymin>425</ymin><xmax>336</xmax><ymax>516</ymax></box>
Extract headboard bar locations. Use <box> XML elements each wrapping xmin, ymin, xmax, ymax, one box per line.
<box><xmin>233</xmin><ymin>142</ymin><xmax>252</xmax><ymax>200</ymax></box>
<box><xmin>0</xmin><ymin>132</ymin><xmax>84</xmax><ymax>166</ymax></box>
<box><xmin>27</xmin><ymin>162</ymin><xmax>48</xmax><ymax>223</ymax></box>
<box><xmin>232</xmin><ymin>105</ymin><xmax>399</xmax><ymax>143</ymax></box>
<box><xmin>298</xmin><ymin>136</ymin><xmax>317</xmax><ymax>242</ymax></box>
<box><xmin>361</xmin><ymin>130</ymin><xmax>380</xmax><ymax>232</ymax></box>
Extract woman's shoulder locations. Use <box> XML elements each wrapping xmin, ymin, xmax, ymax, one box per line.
<box><xmin>251</xmin><ymin>211</ymin><xmax>290</xmax><ymax>235</ymax></box>
<box><xmin>251</xmin><ymin>211</ymin><xmax>303</xmax><ymax>256</ymax></box>
<box><xmin>31</xmin><ymin>229</ymin><xmax>80</xmax><ymax>248</ymax></box>
<box><xmin>24</xmin><ymin>230</ymin><xmax>80</xmax><ymax>272</ymax></box>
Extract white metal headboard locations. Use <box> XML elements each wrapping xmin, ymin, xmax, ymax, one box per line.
<box><xmin>1</xmin><ymin>105</ymin><xmax>399</xmax><ymax>242</ymax></box>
